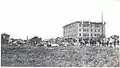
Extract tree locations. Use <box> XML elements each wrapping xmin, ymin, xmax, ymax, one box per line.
<box><xmin>39</xmin><ymin>37</ymin><xmax>42</xmax><ymax>42</ymax></box>
<box><xmin>30</xmin><ymin>36</ymin><xmax>42</xmax><ymax>45</ymax></box>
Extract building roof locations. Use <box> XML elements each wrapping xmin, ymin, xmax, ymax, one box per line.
<box><xmin>63</xmin><ymin>21</ymin><xmax>81</xmax><ymax>28</ymax></box>
<box><xmin>90</xmin><ymin>22</ymin><xmax>102</xmax><ymax>24</ymax></box>
<box><xmin>63</xmin><ymin>21</ymin><xmax>103</xmax><ymax>28</ymax></box>
<box><xmin>1</xmin><ymin>33</ymin><xmax>10</xmax><ymax>36</ymax></box>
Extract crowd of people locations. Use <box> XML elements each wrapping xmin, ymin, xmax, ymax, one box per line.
<box><xmin>31</xmin><ymin>37</ymin><xmax>119</xmax><ymax>48</ymax></box>
<box><xmin>1</xmin><ymin>33</ymin><xmax>119</xmax><ymax>48</ymax></box>
<box><xmin>6</xmin><ymin>37</ymin><xmax>119</xmax><ymax>48</ymax></box>
<box><xmin>77</xmin><ymin>38</ymin><xmax>119</xmax><ymax>47</ymax></box>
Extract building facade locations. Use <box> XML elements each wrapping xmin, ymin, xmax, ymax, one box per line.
<box><xmin>63</xmin><ymin>21</ymin><xmax>106</xmax><ymax>42</ymax></box>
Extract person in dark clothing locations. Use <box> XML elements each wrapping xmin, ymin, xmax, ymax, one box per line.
<box><xmin>98</xmin><ymin>40</ymin><xmax>101</xmax><ymax>45</ymax></box>
<box><xmin>113</xmin><ymin>40</ymin><xmax>116</xmax><ymax>47</ymax></box>
<box><xmin>117</xmin><ymin>40</ymin><xmax>119</xmax><ymax>45</ymax></box>
<box><xmin>106</xmin><ymin>41</ymin><xmax>109</xmax><ymax>46</ymax></box>
<box><xmin>90</xmin><ymin>40</ymin><xmax>93</xmax><ymax>46</ymax></box>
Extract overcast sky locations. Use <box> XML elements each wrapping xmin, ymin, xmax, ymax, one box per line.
<box><xmin>0</xmin><ymin>0</ymin><xmax>120</xmax><ymax>40</ymax></box>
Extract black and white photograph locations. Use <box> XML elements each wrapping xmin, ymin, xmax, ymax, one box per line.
<box><xmin>0</xmin><ymin>0</ymin><xmax>120</xmax><ymax>67</ymax></box>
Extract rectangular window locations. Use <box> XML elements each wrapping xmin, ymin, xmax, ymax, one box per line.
<box><xmin>91</xmin><ymin>34</ymin><xmax>92</xmax><ymax>36</ymax></box>
<box><xmin>91</xmin><ymin>25</ymin><xmax>92</xmax><ymax>27</ymax></box>
<box><xmin>83</xmin><ymin>29</ymin><xmax>86</xmax><ymax>32</ymax></box>
<box><xmin>98</xmin><ymin>29</ymin><xmax>100</xmax><ymax>32</ymax></box>
<box><xmin>95</xmin><ymin>24</ymin><xmax>100</xmax><ymax>28</ymax></box>
<box><xmin>79</xmin><ymin>24</ymin><xmax>81</xmax><ymax>27</ymax></box>
<box><xmin>97</xmin><ymin>34</ymin><xmax>100</xmax><ymax>36</ymax></box>
<box><xmin>95</xmin><ymin>29</ymin><xmax>97</xmax><ymax>32</ymax></box>
<box><xmin>94</xmin><ymin>34</ymin><xmax>96</xmax><ymax>36</ymax></box>
<box><xmin>83</xmin><ymin>24</ymin><xmax>89</xmax><ymax>27</ymax></box>
<box><xmin>83</xmin><ymin>33</ymin><xmax>89</xmax><ymax>36</ymax></box>
<box><xmin>91</xmin><ymin>29</ymin><xmax>92</xmax><ymax>32</ymax></box>
<box><xmin>79</xmin><ymin>33</ymin><xmax>81</xmax><ymax>36</ymax></box>
<box><xmin>87</xmin><ymin>29</ymin><xmax>89</xmax><ymax>32</ymax></box>
<box><xmin>79</xmin><ymin>29</ymin><xmax>81</xmax><ymax>31</ymax></box>
<box><xmin>83</xmin><ymin>29</ymin><xmax>89</xmax><ymax>32</ymax></box>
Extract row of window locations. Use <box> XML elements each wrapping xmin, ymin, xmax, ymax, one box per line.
<box><xmin>64</xmin><ymin>29</ymin><xmax>76</xmax><ymax>33</ymax></box>
<box><xmin>79</xmin><ymin>29</ymin><xmax>101</xmax><ymax>32</ymax></box>
<box><xmin>95</xmin><ymin>29</ymin><xmax>100</xmax><ymax>32</ymax></box>
<box><xmin>94</xmin><ymin>24</ymin><xmax>101</xmax><ymax>27</ymax></box>
<box><xmin>79</xmin><ymin>24</ymin><xmax>101</xmax><ymax>27</ymax></box>
<box><xmin>64</xmin><ymin>34</ymin><xmax>77</xmax><ymax>37</ymax></box>
<box><xmin>79</xmin><ymin>33</ymin><xmax>101</xmax><ymax>36</ymax></box>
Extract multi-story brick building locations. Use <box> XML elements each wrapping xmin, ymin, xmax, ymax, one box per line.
<box><xmin>63</xmin><ymin>21</ymin><xmax>106</xmax><ymax>42</ymax></box>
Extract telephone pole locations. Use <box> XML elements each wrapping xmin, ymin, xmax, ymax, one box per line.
<box><xmin>102</xmin><ymin>12</ymin><xmax>104</xmax><ymax>23</ymax></box>
<box><xmin>101</xmin><ymin>12</ymin><xmax>104</xmax><ymax>37</ymax></box>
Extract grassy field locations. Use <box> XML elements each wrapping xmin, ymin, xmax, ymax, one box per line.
<box><xmin>1</xmin><ymin>44</ymin><xmax>120</xmax><ymax>67</ymax></box>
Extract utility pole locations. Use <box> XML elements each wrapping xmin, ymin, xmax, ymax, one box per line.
<box><xmin>102</xmin><ymin>12</ymin><xmax>104</xmax><ymax>23</ymax></box>
<box><xmin>102</xmin><ymin>12</ymin><xmax>104</xmax><ymax>36</ymax></box>
<box><xmin>27</xmin><ymin>36</ymin><xmax>29</xmax><ymax>45</ymax></box>
<box><xmin>101</xmin><ymin>12</ymin><xmax>104</xmax><ymax>46</ymax></box>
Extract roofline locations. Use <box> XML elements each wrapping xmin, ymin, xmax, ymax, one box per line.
<box><xmin>63</xmin><ymin>21</ymin><xmax>103</xmax><ymax>28</ymax></box>
<box><xmin>63</xmin><ymin>21</ymin><xmax>82</xmax><ymax>28</ymax></box>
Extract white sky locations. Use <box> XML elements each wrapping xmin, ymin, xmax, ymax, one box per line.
<box><xmin>0</xmin><ymin>0</ymin><xmax>120</xmax><ymax>40</ymax></box>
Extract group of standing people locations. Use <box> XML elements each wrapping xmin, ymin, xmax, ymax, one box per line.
<box><xmin>79</xmin><ymin>38</ymin><xmax>119</xmax><ymax>47</ymax></box>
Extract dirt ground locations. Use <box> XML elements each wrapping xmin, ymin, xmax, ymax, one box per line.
<box><xmin>1</xmin><ymin>44</ymin><xmax>120</xmax><ymax>67</ymax></box>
